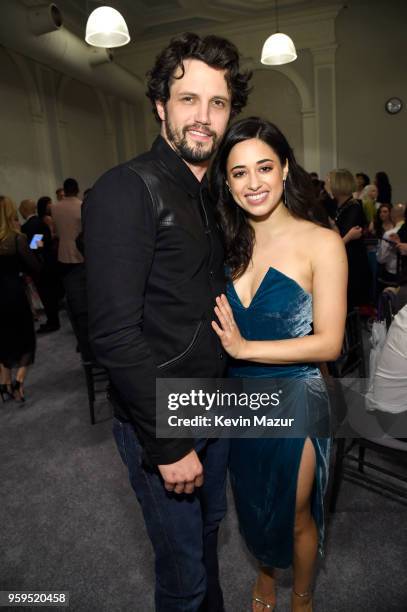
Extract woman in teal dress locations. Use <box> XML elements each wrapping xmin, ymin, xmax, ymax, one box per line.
<box><xmin>210</xmin><ymin>118</ymin><xmax>347</xmax><ymax>611</ymax></box>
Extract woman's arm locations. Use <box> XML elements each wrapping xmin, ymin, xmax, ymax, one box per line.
<box><xmin>44</xmin><ymin>215</ymin><xmax>56</xmax><ymax>239</ymax></box>
<box><xmin>342</xmin><ymin>225</ymin><xmax>363</xmax><ymax>244</ymax></box>
<box><xmin>332</xmin><ymin>215</ymin><xmax>363</xmax><ymax>244</ymax></box>
<box><xmin>16</xmin><ymin>233</ymin><xmax>42</xmax><ymax>277</ymax></box>
<box><xmin>212</xmin><ymin>231</ymin><xmax>348</xmax><ymax>364</ymax></box>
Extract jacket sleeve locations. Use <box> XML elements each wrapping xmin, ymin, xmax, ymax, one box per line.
<box><xmin>83</xmin><ymin>164</ymin><xmax>194</xmax><ymax>465</ymax></box>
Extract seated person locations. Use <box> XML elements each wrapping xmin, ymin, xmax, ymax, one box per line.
<box><xmin>366</xmin><ymin>304</ymin><xmax>407</xmax><ymax>414</ymax></box>
<box><xmin>377</xmin><ymin>203</ymin><xmax>405</xmax><ymax>287</ymax></box>
<box><xmin>388</xmin><ymin>205</ymin><xmax>407</xmax><ymax>310</ymax></box>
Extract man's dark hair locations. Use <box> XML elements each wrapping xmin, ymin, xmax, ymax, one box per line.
<box><xmin>63</xmin><ymin>178</ymin><xmax>79</xmax><ymax>196</ymax></box>
<box><xmin>146</xmin><ymin>32</ymin><xmax>252</xmax><ymax>122</ymax></box>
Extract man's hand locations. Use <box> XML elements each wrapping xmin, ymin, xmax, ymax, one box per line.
<box><xmin>158</xmin><ymin>449</ymin><xmax>203</xmax><ymax>495</ymax></box>
<box><xmin>389</xmin><ymin>233</ymin><xmax>401</xmax><ymax>244</ymax></box>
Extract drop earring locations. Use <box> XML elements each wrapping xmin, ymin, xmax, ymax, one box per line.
<box><xmin>283</xmin><ymin>176</ymin><xmax>288</xmax><ymax>207</ymax></box>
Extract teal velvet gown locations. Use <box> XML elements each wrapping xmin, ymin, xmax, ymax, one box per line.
<box><xmin>227</xmin><ymin>267</ymin><xmax>331</xmax><ymax>569</ymax></box>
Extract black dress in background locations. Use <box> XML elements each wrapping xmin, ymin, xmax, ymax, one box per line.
<box><xmin>21</xmin><ymin>215</ymin><xmax>61</xmax><ymax>329</ymax></box>
<box><xmin>0</xmin><ymin>233</ymin><xmax>41</xmax><ymax>368</ymax></box>
<box><xmin>335</xmin><ymin>198</ymin><xmax>371</xmax><ymax>310</ymax></box>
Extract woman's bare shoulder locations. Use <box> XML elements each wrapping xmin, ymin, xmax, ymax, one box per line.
<box><xmin>292</xmin><ymin>219</ymin><xmax>340</xmax><ymax>243</ymax></box>
<box><xmin>292</xmin><ymin>220</ymin><xmax>345</xmax><ymax>260</ymax></box>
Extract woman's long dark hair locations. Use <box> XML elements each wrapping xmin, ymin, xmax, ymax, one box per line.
<box><xmin>211</xmin><ymin>116</ymin><xmax>328</xmax><ymax>279</ymax></box>
<box><xmin>375</xmin><ymin>171</ymin><xmax>392</xmax><ymax>204</ymax></box>
<box><xmin>373</xmin><ymin>203</ymin><xmax>392</xmax><ymax>238</ymax></box>
<box><xmin>37</xmin><ymin>196</ymin><xmax>51</xmax><ymax>219</ymax></box>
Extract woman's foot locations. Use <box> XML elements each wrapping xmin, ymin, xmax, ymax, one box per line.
<box><xmin>12</xmin><ymin>380</ymin><xmax>25</xmax><ymax>402</ymax></box>
<box><xmin>0</xmin><ymin>383</ymin><xmax>13</xmax><ymax>402</ymax></box>
<box><xmin>252</xmin><ymin>569</ymin><xmax>276</xmax><ymax>611</ymax></box>
<box><xmin>292</xmin><ymin>589</ymin><xmax>312</xmax><ymax>611</ymax></box>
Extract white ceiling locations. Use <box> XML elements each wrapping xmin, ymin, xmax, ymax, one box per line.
<box><xmin>22</xmin><ymin>0</ymin><xmax>322</xmax><ymax>45</ymax></box>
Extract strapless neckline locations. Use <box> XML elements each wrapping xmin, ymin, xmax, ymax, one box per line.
<box><xmin>230</xmin><ymin>266</ymin><xmax>311</xmax><ymax>310</ymax></box>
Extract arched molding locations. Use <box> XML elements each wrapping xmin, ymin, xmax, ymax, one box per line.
<box><xmin>97</xmin><ymin>92</ymin><xmax>119</xmax><ymax>164</ymax></box>
<box><xmin>3</xmin><ymin>48</ymin><xmax>57</xmax><ymax>194</ymax></box>
<box><xmin>249</xmin><ymin>64</ymin><xmax>317</xmax><ymax>171</ymax></box>
<box><xmin>266</xmin><ymin>65</ymin><xmax>313</xmax><ymax>112</ymax></box>
<box><xmin>56</xmin><ymin>74</ymin><xmax>115</xmax><ymax>138</ymax></box>
<box><xmin>56</xmin><ymin>74</ymin><xmax>121</xmax><ymax>178</ymax></box>
<box><xmin>55</xmin><ymin>74</ymin><xmax>71</xmax><ymax>124</ymax></box>
<box><xmin>95</xmin><ymin>90</ymin><xmax>115</xmax><ymax>137</ymax></box>
<box><xmin>54</xmin><ymin>74</ymin><xmax>72</xmax><ymax>178</ymax></box>
<box><xmin>4</xmin><ymin>49</ymin><xmax>43</xmax><ymax>119</ymax></box>
<box><xmin>232</xmin><ymin>56</ymin><xmax>314</xmax><ymax>113</ymax></box>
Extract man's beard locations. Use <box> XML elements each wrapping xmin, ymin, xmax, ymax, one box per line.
<box><xmin>165</xmin><ymin>117</ymin><xmax>218</xmax><ymax>164</ymax></box>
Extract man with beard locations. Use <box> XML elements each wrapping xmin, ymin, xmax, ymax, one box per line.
<box><xmin>83</xmin><ymin>33</ymin><xmax>251</xmax><ymax>611</ymax></box>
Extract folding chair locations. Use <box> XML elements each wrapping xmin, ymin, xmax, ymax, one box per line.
<box><xmin>64</xmin><ymin>265</ymin><xmax>109</xmax><ymax>424</ymax></box>
<box><xmin>328</xmin><ymin>308</ymin><xmax>366</xmax><ymax>511</ymax></box>
<box><xmin>329</xmin><ymin>309</ymin><xmax>407</xmax><ymax>510</ymax></box>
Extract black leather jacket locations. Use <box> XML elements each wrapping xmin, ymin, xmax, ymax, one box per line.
<box><xmin>83</xmin><ymin>136</ymin><xmax>227</xmax><ymax>464</ymax></box>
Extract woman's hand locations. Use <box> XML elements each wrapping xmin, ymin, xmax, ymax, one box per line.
<box><xmin>211</xmin><ymin>294</ymin><xmax>247</xmax><ymax>359</ymax></box>
<box><xmin>344</xmin><ymin>226</ymin><xmax>363</xmax><ymax>242</ymax></box>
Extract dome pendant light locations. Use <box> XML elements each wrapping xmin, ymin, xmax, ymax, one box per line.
<box><xmin>261</xmin><ymin>0</ymin><xmax>297</xmax><ymax>66</ymax></box>
<box><xmin>85</xmin><ymin>6</ymin><xmax>130</xmax><ymax>48</ymax></box>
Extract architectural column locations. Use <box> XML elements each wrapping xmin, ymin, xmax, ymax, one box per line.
<box><xmin>120</xmin><ymin>100</ymin><xmax>134</xmax><ymax>160</ymax></box>
<box><xmin>302</xmin><ymin>108</ymin><xmax>318</xmax><ymax>173</ymax></box>
<box><xmin>311</xmin><ymin>45</ymin><xmax>337</xmax><ymax>177</ymax></box>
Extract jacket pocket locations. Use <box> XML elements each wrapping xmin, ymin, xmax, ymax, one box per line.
<box><xmin>157</xmin><ymin>319</ymin><xmax>204</xmax><ymax>371</ymax></box>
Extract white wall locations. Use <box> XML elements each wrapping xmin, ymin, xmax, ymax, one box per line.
<box><xmin>0</xmin><ymin>48</ymin><xmax>142</xmax><ymax>205</ymax></box>
<box><xmin>1</xmin><ymin>0</ymin><xmax>406</xmax><ymax>205</ymax></box>
<box><xmin>336</xmin><ymin>0</ymin><xmax>407</xmax><ymax>202</ymax></box>
<box><xmin>0</xmin><ymin>48</ymin><xmax>43</xmax><ymax>201</ymax></box>
<box><xmin>117</xmin><ymin>0</ymin><xmax>406</xmax><ymax>197</ymax></box>
<box><xmin>242</xmin><ymin>69</ymin><xmax>304</xmax><ymax>166</ymax></box>
<box><xmin>57</xmin><ymin>78</ymin><xmax>116</xmax><ymax>193</ymax></box>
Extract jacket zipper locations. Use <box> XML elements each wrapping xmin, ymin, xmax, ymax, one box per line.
<box><xmin>157</xmin><ymin>320</ymin><xmax>204</xmax><ymax>369</ymax></box>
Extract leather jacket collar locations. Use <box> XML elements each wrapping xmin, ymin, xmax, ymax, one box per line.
<box><xmin>151</xmin><ymin>136</ymin><xmax>209</xmax><ymax>198</ymax></box>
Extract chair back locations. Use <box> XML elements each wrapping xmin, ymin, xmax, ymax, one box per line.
<box><xmin>329</xmin><ymin>309</ymin><xmax>366</xmax><ymax>378</ymax></box>
<box><xmin>377</xmin><ymin>290</ymin><xmax>395</xmax><ymax>330</ymax></box>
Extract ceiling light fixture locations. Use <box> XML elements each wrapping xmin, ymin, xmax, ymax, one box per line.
<box><xmin>85</xmin><ymin>6</ymin><xmax>130</xmax><ymax>48</ymax></box>
<box><xmin>261</xmin><ymin>0</ymin><xmax>297</xmax><ymax>66</ymax></box>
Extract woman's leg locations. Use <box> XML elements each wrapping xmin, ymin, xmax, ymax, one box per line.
<box><xmin>252</xmin><ymin>566</ymin><xmax>277</xmax><ymax>611</ymax></box>
<box><xmin>291</xmin><ymin>438</ymin><xmax>317</xmax><ymax>611</ymax></box>
<box><xmin>16</xmin><ymin>366</ymin><xmax>27</xmax><ymax>383</ymax></box>
<box><xmin>14</xmin><ymin>366</ymin><xmax>28</xmax><ymax>400</ymax></box>
<box><xmin>0</xmin><ymin>364</ymin><xmax>13</xmax><ymax>400</ymax></box>
<box><xmin>0</xmin><ymin>363</ymin><xmax>11</xmax><ymax>384</ymax></box>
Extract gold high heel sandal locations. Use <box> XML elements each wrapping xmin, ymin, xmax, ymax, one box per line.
<box><xmin>292</xmin><ymin>589</ymin><xmax>312</xmax><ymax>610</ymax></box>
<box><xmin>252</xmin><ymin>594</ymin><xmax>276</xmax><ymax>610</ymax></box>
<box><xmin>253</xmin><ymin>582</ymin><xmax>276</xmax><ymax>611</ymax></box>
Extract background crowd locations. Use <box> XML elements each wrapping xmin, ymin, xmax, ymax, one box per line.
<box><xmin>1</xmin><ymin>167</ymin><xmax>407</xmax><ymax>403</ymax></box>
<box><xmin>0</xmin><ymin>178</ymin><xmax>87</xmax><ymax>402</ymax></box>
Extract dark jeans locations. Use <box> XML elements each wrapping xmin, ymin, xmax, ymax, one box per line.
<box><xmin>113</xmin><ymin>418</ymin><xmax>229</xmax><ymax>612</ymax></box>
